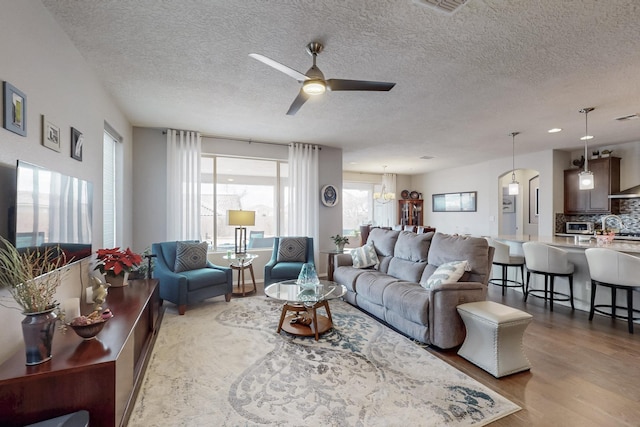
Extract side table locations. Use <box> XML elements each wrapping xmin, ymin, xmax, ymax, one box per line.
<box><xmin>321</xmin><ymin>250</ymin><xmax>346</xmax><ymax>281</ymax></box>
<box><xmin>224</xmin><ymin>253</ymin><xmax>258</xmax><ymax>296</ymax></box>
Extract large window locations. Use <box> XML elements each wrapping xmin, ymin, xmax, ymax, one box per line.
<box><xmin>343</xmin><ymin>181</ymin><xmax>392</xmax><ymax>239</ymax></box>
<box><xmin>342</xmin><ymin>181</ymin><xmax>375</xmax><ymax>239</ymax></box>
<box><xmin>201</xmin><ymin>156</ymin><xmax>287</xmax><ymax>251</ymax></box>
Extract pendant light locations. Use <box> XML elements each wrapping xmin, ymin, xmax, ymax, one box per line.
<box><xmin>508</xmin><ymin>132</ymin><xmax>520</xmax><ymax>195</ymax></box>
<box><xmin>578</xmin><ymin>107</ymin><xmax>595</xmax><ymax>190</ymax></box>
<box><xmin>373</xmin><ymin>166</ymin><xmax>396</xmax><ymax>204</ymax></box>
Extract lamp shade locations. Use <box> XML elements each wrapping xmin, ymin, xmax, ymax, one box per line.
<box><xmin>508</xmin><ymin>182</ymin><xmax>519</xmax><ymax>195</ymax></box>
<box><xmin>227</xmin><ymin>210</ymin><xmax>255</xmax><ymax>226</ymax></box>
<box><xmin>578</xmin><ymin>171</ymin><xmax>595</xmax><ymax>190</ymax></box>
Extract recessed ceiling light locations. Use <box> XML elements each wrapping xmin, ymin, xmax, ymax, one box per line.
<box><xmin>580</xmin><ymin>135</ymin><xmax>594</xmax><ymax>141</ymax></box>
<box><xmin>548</xmin><ymin>128</ymin><xmax>562</xmax><ymax>133</ymax></box>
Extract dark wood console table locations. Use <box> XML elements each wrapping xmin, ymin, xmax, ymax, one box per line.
<box><xmin>0</xmin><ymin>279</ymin><xmax>163</xmax><ymax>427</ymax></box>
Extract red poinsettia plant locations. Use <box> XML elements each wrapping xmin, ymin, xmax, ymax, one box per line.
<box><xmin>94</xmin><ymin>247</ymin><xmax>143</xmax><ymax>276</ymax></box>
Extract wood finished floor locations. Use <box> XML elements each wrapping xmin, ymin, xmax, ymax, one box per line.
<box><xmin>249</xmin><ymin>281</ymin><xmax>640</xmax><ymax>426</ymax></box>
<box><xmin>427</xmin><ymin>285</ymin><xmax>640</xmax><ymax>426</ymax></box>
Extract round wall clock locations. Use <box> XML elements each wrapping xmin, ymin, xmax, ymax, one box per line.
<box><xmin>321</xmin><ymin>184</ymin><xmax>338</xmax><ymax>207</ymax></box>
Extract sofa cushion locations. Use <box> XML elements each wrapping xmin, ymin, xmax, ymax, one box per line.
<box><xmin>387</xmin><ymin>257</ymin><xmax>427</xmax><ymax>283</ymax></box>
<box><xmin>351</xmin><ymin>242</ymin><xmax>379</xmax><ymax>268</ymax></box>
<box><xmin>421</xmin><ymin>260</ymin><xmax>468</xmax><ymax>289</ymax></box>
<box><xmin>174</xmin><ymin>241</ymin><xmax>208</xmax><ymax>273</ymax></box>
<box><xmin>354</xmin><ymin>271</ymin><xmax>400</xmax><ymax>305</ymax></box>
<box><xmin>428</xmin><ymin>233</ymin><xmax>490</xmax><ymax>280</ymax></box>
<box><xmin>393</xmin><ymin>231</ymin><xmax>434</xmax><ymax>262</ymax></box>
<box><xmin>383</xmin><ymin>282</ymin><xmax>430</xmax><ymax>325</ymax></box>
<box><xmin>366</xmin><ymin>228</ymin><xmax>400</xmax><ymax>257</ymax></box>
<box><xmin>277</xmin><ymin>237</ymin><xmax>307</xmax><ymax>262</ymax></box>
<box><xmin>180</xmin><ymin>267</ymin><xmax>228</xmax><ymax>291</ymax></box>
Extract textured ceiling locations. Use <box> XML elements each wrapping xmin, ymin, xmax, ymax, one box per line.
<box><xmin>41</xmin><ymin>0</ymin><xmax>640</xmax><ymax>174</ymax></box>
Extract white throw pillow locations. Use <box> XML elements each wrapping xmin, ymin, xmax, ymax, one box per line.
<box><xmin>351</xmin><ymin>243</ymin><xmax>379</xmax><ymax>269</ymax></box>
<box><xmin>422</xmin><ymin>260</ymin><xmax>468</xmax><ymax>289</ymax></box>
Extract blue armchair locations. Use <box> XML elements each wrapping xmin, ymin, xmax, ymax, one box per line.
<box><xmin>152</xmin><ymin>241</ymin><xmax>232</xmax><ymax>315</ymax></box>
<box><xmin>264</xmin><ymin>237</ymin><xmax>315</xmax><ymax>286</ymax></box>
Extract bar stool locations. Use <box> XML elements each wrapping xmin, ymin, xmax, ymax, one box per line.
<box><xmin>485</xmin><ymin>238</ymin><xmax>525</xmax><ymax>296</ymax></box>
<box><xmin>585</xmin><ymin>248</ymin><xmax>640</xmax><ymax>333</ymax></box>
<box><xmin>522</xmin><ymin>242</ymin><xmax>575</xmax><ymax>311</ymax></box>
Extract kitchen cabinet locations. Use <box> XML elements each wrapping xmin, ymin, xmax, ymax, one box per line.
<box><xmin>564</xmin><ymin>157</ymin><xmax>620</xmax><ymax>214</ymax></box>
<box><xmin>399</xmin><ymin>199</ymin><xmax>423</xmax><ymax>226</ymax></box>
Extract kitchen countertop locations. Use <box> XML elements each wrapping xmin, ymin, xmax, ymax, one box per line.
<box><xmin>494</xmin><ymin>234</ymin><xmax>640</xmax><ymax>254</ymax></box>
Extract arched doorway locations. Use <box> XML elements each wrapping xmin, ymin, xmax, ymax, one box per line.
<box><xmin>498</xmin><ymin>168</ymin><xmax>540</xmax><ymax>236</ymax></box>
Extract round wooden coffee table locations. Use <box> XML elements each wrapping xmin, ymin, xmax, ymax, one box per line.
<box><xmin>264</xmin><ymin>279</ymin><xmax>346</xmax><ymax>340</ymax></box>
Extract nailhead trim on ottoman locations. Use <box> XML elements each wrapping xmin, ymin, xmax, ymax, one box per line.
<box><xmin>457</xmin><ymin>301</ymin><xmax>532</xmax><ymax>378</ymax></box>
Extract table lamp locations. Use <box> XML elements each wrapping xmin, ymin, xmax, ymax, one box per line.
<box><xmin>227</xmin><ymin>210</ymin><xmax>255</xmax><ymax>254</ymax></box>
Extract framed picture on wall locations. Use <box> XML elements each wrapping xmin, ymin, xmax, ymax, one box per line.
<box><xmin>3</xmin><ymin>82</ymin><xmax>27</xmax><ymax>136</ymax></box>
<box><xmin>502</xmin><ymin>195</ymin><xmax>515</xmax><ymax>213</ymax></box>
<box><xmin>71</xmin><ymin>127</ymin><xmax>84</xmax><ymax>161</ymax></box>
<box><xmin>42</xmin><ymin>115</ymin><xmax>61</xmax><ymax>152</ymax></box>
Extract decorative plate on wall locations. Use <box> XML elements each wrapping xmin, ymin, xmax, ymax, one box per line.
<box><xmin>321</xmin><ymin>184</ymin><xmax>338</xmax><ymax>207</ymax></box>
<box><xmin>410</xmin><ymin>191</ymin><xmax>420</xmax><ymax>199</ymax></box>
<box><xmin>401</xmin><ymin>190</ymin><xmax>410</xmax><ymax>199</ymax></box>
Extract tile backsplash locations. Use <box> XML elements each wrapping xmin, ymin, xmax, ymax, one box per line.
<box><xmin>556</xmin><ymin>199</ymin><xmax>640</xmax><ymax>233</ymax></box>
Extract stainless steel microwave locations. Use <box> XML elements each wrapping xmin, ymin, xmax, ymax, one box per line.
<box><xmin>566</xmin><ymin>221</ymin><xmax>595</xmax><ymax>234</ymax></box>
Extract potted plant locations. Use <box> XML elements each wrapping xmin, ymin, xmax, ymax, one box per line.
<box><xmin>0</xmin><ymin>237</ymin><xmax>65</xmax><ymax>365</ymax></box>
<box><xmin>95</xmin><ymin>247</ymin><xmax>143</xmax><ymax>287</ymax></box>
<box><xmin>330</xmin><ymin>234</ymin><xmax>350</xmax><ymax>252</ymax></box>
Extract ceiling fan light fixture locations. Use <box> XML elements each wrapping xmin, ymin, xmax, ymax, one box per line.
<box><xmin>302</xmin><ymin>79</ymin><xmax>326</xmax><ymax>95</ymax></box>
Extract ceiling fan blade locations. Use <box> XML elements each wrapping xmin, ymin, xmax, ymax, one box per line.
<box><xmin>286</xmin><ymin>89</ymin><xmax>310</xmax><ymax>116</ymax></box>
<box><xmin>327</xmin><ymin>79</ymin><xmax>396</xmax><ymax>91</ymax></box>
<box><xmin>249</xmin><ymin>53</ymin><xmax>309</xmax><ymax>82</ymax></box>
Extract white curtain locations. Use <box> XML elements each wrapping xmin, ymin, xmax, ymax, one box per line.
<box><xmin>287</xmin><ymin>143</ymin><xmax>319</xmax><ymax>247</ymax></box>
<box><xmin>166</xmin><ymin>129</ymin><xmax>201</xmax><ymax>241</ymax></box>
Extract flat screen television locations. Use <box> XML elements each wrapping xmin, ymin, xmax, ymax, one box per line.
<box><xmin>15</xmin><ymin>160</ymin><xmax>93</xmax><ymax>264</ymax></box>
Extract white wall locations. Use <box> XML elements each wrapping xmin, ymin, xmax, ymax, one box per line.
<box><xmin>413</xmin><ymin>149</ymin><xmax>557</xmax><ymax>237</ymax></box>
<box><xmin>0</xmin><ymin>2</ymin><xmax>132</xmax><ymax>363</ymax></box>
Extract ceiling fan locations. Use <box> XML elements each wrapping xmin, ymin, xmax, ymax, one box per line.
<box><xmin>249</xmin><ymin>42</ymin><xmax>396</xmax><ymax>116</ymax></box>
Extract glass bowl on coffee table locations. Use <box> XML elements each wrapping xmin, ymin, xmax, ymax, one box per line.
<box><xmin>264</xmin><ymin>279</ymin><xmax>346</xmax><ymax>341</ymax></box>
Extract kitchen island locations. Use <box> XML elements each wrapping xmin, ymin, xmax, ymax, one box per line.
<box><xmin>491</xmin><ymin>235</ymin><xmax>640</xmax><ymax>318</ymax></box>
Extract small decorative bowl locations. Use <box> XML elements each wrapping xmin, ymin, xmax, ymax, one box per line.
<box><xmin>68</xmin><ymin>313</ymin><xmax>112</xmax><ymax>340</ymax></box>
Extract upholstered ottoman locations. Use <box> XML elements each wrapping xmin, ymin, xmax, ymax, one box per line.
<box><xmin>457</xmin><ymin>301</ymin><xmax>532</xmax><ymax>378</ymax></box>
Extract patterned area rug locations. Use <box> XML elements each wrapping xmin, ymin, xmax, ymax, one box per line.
<box><xmin>129</xmin><ymin>296</ymin><xmax>519</xmax><ymax>426</ymax></box>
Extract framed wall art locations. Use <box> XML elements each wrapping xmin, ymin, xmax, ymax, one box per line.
<box><xmin>71</xmin><ymin>127</ymin><xmax>84</xmax><ymax>161</ymax></box>
<box><xmin>3</xmin><ymin>82</ymin><xmax>27</xmax><ymax>136</ymax></box>
<box><xmin>432</xmin><ymin>191</ymin><xmax>477</xmax><ymax>212</ymax></box>
<box><xmin>502</xmin><ymin>195</ymin><xmax>515</xmax><ymax>213</ymax></box>
<box><xmin>321</xmin><ymin>184</ymin><xmax>338</xmax><ymax>207</ymax></box>
<box><xmin>42</xmin><ymin>115</ymin><xmax>61</xmax><ymax>152</ymax></box>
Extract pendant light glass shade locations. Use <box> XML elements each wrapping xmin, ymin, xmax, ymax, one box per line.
<box><xmin>508</xmin><ymin>132</ymin><xmax>520</xmax><ymax>195</ymax></box>
<box><xmin>578</xmin><ymin>108</ymin><xmax>595</xmax><ymax>190</ymax></box>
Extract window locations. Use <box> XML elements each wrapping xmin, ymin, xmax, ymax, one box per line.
<box><xmin>342</xmin><ymin>181</ymin><xmax>375</xmax><ymax>238</ymax></box>
<box><xmin>102</xmin><ymin>128</ymin><xmax>121</xmax><ymax>247</ymax></box>
<box><xmin>200</xmin><ymin>156</ymin><xmax>287</xmax><ymax>251</ymax></box>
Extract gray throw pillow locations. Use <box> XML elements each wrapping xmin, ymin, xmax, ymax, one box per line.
<box><xmin>277</xmin><ymin>237</ymin><xmax>307</xmax><ymax>262</ymax></box>
<box><xmin>174</xmin><ymin>241</ymin><xmax>208</xmax><ymax>272</ymax></box>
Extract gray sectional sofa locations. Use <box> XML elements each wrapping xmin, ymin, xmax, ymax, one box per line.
<box><xmin>333</xmin><ymin>229</ymin><xmax>494</xmax><ymax>349</ymax></box>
